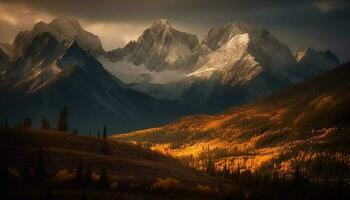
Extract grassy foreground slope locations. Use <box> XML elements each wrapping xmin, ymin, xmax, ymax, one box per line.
<box><xmin>113</xmin><ymin>62</ymin><xmax>350</xmax><ymax>177</ymax></box>
<box><xmin>0</xmin><ymin>128</ymin><xmax>222</xmax><ymax>199</ymax></box>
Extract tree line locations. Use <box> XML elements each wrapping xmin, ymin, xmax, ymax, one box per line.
<box><xmin>200</xmin><ymin>157</ymin><xmax>350</xmax><ymax>200</ymax></box>
<box><xmin>0</xmin><ymin>105</ymin><xmax>110</xmax><ymax>139</ymax></box>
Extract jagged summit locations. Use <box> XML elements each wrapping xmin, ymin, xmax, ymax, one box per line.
<box><xmin>151</xmin><ymin>19</ymin><xmax>172</xmax><ymax>28</ymax></box>
<box><xmin>294</xmin><ymin>47</ymin><xmax>340</xmax><ymax>64</ymax></box>
<box><xmin>199</xmin><ymin>21</ymin><xmax>252</xmax><ymax>52</ymax></box>
<box><xmin>106</xmin><ymin>19</ymin><xmax>199</xmax><ymax>71</ymax></box>
<box><xmin>51</xmin><ymin>16</ymin><xmax>81</xmax><ymax>28</ymax></box>
<box><xmin>12</xmin><ymin>17</ymin><xmax>104</xmax><ymax>58</ymax></box>
<box><xmin>190</xmin><ymin>21</ymin><xmax>295</xmax><ymax>86</ymax></box>
<box><xmin>291</xmin><ymin>47</ymin><xmax>340</xmax><ymax>79</ymax></box>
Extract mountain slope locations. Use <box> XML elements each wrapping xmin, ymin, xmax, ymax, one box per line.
<box><xmin>113</xmin><ymin>62</ymin><xmax>350</xmax><ymax>177</ymax></box>
<box><xmin>0</xmin><ymin>31</ymin><xmax>186</xmax><ymax>133</ymax></box>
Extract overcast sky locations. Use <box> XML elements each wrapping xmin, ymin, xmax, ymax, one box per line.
<box><xmin>0</xmin><ymin>0</ymin><xmax>349</xmax><ymax>61</ymax></box>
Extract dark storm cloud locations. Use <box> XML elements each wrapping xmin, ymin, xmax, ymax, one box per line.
<box><xmin>0</xmin><ymin>0</ymin><xmax>349</xmax><ymax>61</ymax></box>
<box><xmin>0</xmin><ymin>0</ymin><xmax>348</xmax><ymax>22</ymax></box>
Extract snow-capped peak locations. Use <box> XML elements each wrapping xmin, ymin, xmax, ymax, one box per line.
<box><xmin>200</xmin><ymin>21</ymin><xmax>253</xmax><ymax>51</ymax></box>
<box><xmin>12</xmin><ymin>17</ymin><xmax>104</xmax><ymax>58</ymax></box>
<box><xmin>107</xmin><ymin>19</ymin><xmax>199</xmax><ymax>72</ymax></box>
<box><xmin>189</xmin><ymin>21</ymin><xmax>295</xmax><ymax>86</ymax></box>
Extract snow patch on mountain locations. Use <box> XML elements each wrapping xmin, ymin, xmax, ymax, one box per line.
<box><xmin>188</xmin><ymin>33</ymin><xmax>256</xmax><ymax>83</ymax></box>
<box><xmin>105</xmin><ymin>19</ymin><xmax>199</xmax><ymax>72</ymax></box>
<box><xmin>189</xmin><ymin>24</ymin><xmax>295</xmax><ymax>86</ymax></box>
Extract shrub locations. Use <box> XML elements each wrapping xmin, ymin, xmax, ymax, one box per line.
<box><xmin>151</xmin><ymin>177</ymin><xmax>181</xmax><ymax>190</ymax></box>
<box><xmin>8</xmin><ymin>168</ymin><xmax>20</xmax><ymax>178</ymax></box>
<box><xmin>195</xmin><ymin>184</ymin><xmax>216</xmax><ymax>193</ymax></box>
<box><xmin>92</xmin><ymin>172</ymin><xmax>100</xmax><ymax>182</ymax></box>
<box><xmin>55</xmin><ymin>168</ymin><xmax>74</xmax><ymax>182</ymax></box>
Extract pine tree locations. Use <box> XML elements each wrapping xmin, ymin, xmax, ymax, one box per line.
<box><xmin>20</xmin><ymin>118</ymin><xmax>31</xmax><ymax>128</ymax></box>
<box><xmin>41</xmin><ymin>117</ymin><xmax>50</xmax><ymax>130</ymax></box>
<box><xmin>57</xmin><ymin>106</ymin><xmax>69</xmax><ymax>132</ymax></box>
<box><xmin>57</xmin><ymin>109</ymin><xmax>63</xmax><ymax>131</ymax></box>
<box><xmin>101</xmin><ymin>126</ymin><xmax>110</xmax><ymax>155</ymax></box>
<box><xmin>103</xmin><ymin>125</ymin><xmax>107</xmax><ymax>139</ymax></box>
<box><xmin>97</xmin><ymin>130</ymin><xmax>100</xmax><ymax>138</ymax></box>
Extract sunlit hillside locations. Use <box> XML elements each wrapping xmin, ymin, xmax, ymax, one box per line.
<box><xmin>112</xmin><ymin>62</ymin><xmax>350</xmax><ymax>178</ymax></box>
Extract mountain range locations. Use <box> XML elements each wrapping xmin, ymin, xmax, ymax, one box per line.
<box><xmin>103</xmin><ymin>19</ymin><xmax>340</xmax><ymax>111</ymax></box>
<box><xmin>0</xmin><ymin>17</ymin><xmax>341</xmax><ymax>133</ymax></box>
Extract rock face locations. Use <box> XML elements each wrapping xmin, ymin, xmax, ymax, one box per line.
<box><xmin>178</xmin><ymin>22</ymin><xmax>297</xmax><ymax>111</ymax></box>
<box><xmin>189</xmin><ymin>22</ymin><xmax>296</xmax><ymax>86</ymax></box>
<box><xmin>291</xmin><ymin>48</ymin><xmax>340</xmax><ymax>80</ymax></box>
<box><xmin>0</xmin><ymin>43</ymin><xmax>13</xmax><ymax>72</ymax></box>
<box><xmin>106</xmin><ymin>19</ymin><xmax>199</xmax><ymax>72</ymax></box>
<box><xmin>12</xmin><ymin>17</ymin><xmax>104</xmax><ymax>58</ymax></box>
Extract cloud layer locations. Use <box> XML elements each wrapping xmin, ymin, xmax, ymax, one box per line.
<box><xmin>0</xmin><ymin>0</ymin><xmax>349</xmax><ymax>61</ymax></box>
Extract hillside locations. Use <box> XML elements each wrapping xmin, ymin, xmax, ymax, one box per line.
<box><xmin>0</xmin><ymin>128</ymin><xmax>221</xmax><ymax>199</ymax></box>
<box><xmin>113</xmin><ymin>62</ymin><xmax>350</xmax><ymax>177</ymax></box>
